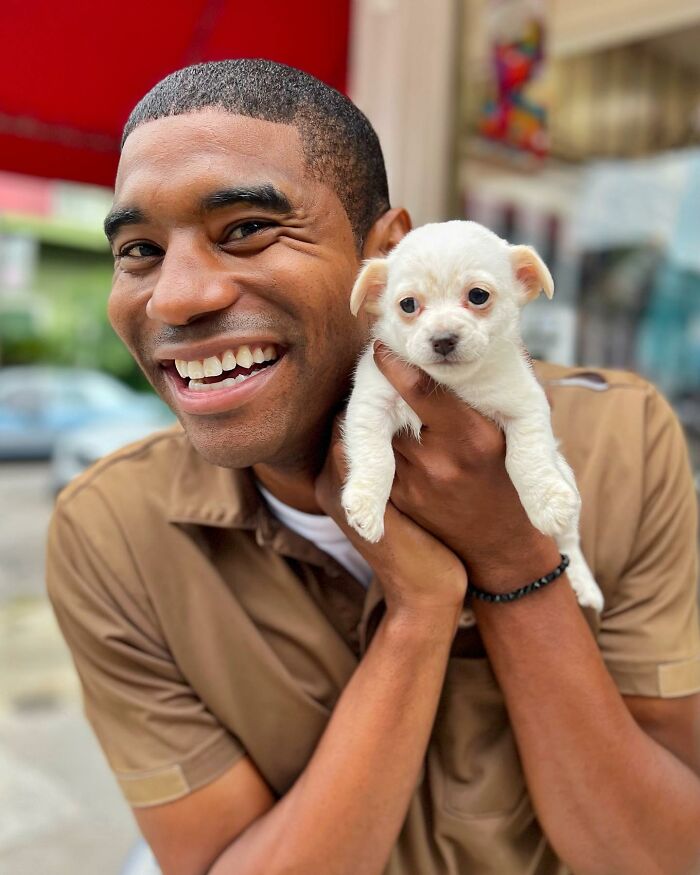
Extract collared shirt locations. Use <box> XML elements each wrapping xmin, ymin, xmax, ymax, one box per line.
<box><xmin>258</xmin><ymin>483</ymin><xmax>374</xmax><ymax>587</ymax></box>
<box><xmin>46</xmin><ymin>360</ymin><xmax>700</xmax><ymax>875</ymax></box>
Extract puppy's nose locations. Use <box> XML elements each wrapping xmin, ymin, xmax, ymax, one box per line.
<box><xmin>432</xmin><ymin>333</ymin><xmax>459</xmax><ymax>356</ymax></box>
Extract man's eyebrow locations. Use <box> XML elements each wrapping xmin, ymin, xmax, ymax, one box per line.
<box><xmin>201</xmin><ymin>184</ymin><xmax>293</xmax><ymax>214</ymax></box>
<box><xmin>103</xmin><ymin>185</ymin><xmax>293</xmax><ymax>243</ymax></box>
<box><xmin>103</xmin><ymin>206</ymin><xmax>147</xmax><ymax>243</ymax></box>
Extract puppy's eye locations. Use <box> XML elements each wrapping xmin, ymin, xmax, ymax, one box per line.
<box><xmin>400</xmin><ymin>297</ymin><xmax>418</xmax><ymax>314</ymax></box>
<box><xmin>468</xmin><ymin>288</ymin><xmax>490</xmax><ymax>306</ymax></box>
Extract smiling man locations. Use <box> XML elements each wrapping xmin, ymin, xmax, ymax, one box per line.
<box><xmin>46</xmin><ymin>60</ymin><xmax>700</xmax><ymax>875</ymax></box>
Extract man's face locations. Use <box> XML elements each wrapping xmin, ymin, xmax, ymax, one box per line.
<box><xmin>107</xmin><ymin>111</ymin><xmax>369</xmax><ymax>469</ymax></box>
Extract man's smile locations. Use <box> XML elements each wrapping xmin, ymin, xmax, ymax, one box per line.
<box><xmin>162</xmin><ymin>346</ymin><xmax>288</xmax><ymax>415</ymax></box>
<box><xmin>173</xmin><ymin>343</ymin><xmax>279</xmax><ymax>381</ymax></box>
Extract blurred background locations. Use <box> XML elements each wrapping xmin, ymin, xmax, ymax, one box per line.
<box><xmin>0</xmin><ymin>0</ymin><xmax>698</xmax><ymax>872</ymax></box>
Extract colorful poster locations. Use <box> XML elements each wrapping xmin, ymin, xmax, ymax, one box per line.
<box><xmin>477</xmin><ymin>0</ymin><xmax>549</xmax><ymax>156</ymax></box>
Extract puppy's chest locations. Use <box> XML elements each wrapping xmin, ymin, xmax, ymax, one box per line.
<box><xmin>449</xmin><ymin>382</ymin><xmax>510</xmax><ymax>423</ymax></box>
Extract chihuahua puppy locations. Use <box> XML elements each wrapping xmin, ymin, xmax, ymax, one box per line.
<box><xmin>341</xmin><ymin>220</ymin><xmax>603</xmax><ymax>612</ymax></box>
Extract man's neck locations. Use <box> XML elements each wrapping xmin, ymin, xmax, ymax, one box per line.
<box><xmin>253</xmin><ymin>400</ymin><xmax>345</xmax><ymax>514</ymax></box>
<box><xmin>253</xmin><ymin>460</ymin><xmax>325</xmax><ymax>514</ymax></box>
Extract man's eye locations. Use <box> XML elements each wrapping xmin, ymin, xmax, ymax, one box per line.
<box><xmin>400</xmin><ymin>297</ymin><xmax>418</xmax><ymax>314</ymax></box>
<box><xmin>119</xmin><ymin>242</ymin><xmax>162</xmax><ymax>258</ymax></box>
<box><xmin>227</xmin><ymin>221</ymin><xmax>271</xmax><ymax>241</ymax></box>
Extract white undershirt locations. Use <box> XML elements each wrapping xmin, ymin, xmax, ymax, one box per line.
<box><xmin>257</xmin><ymin>485</ymin><xmax>373</xmax><ymax>588</ymax></box>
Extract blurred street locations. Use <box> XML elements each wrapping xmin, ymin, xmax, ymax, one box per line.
<box><xmin>0</xmin><ymin>463</ymin><xmax>139</xmax><ymax>875</ymax></box>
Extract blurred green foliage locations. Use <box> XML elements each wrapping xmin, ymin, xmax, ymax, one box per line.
<box><xmin>0</xmin><ymin>243</ymin><xmax>151</xmax><ymax>392</ymax></box>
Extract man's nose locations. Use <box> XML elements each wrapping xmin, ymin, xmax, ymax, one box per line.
<box><xmin>432</xmin><ymin>333</ymin><xmax>459</xmax><ymax>356</ymax></box>
<box><xmin>146</xmin><ymin>242</ymin><xmax>241</xmax><ymax>325</ymax></box>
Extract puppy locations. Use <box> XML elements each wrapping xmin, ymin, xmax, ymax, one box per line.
<box><xmin>341</xmin><ymin>220</ymin><xmax>604</xmax><ymax>613</ymax></box>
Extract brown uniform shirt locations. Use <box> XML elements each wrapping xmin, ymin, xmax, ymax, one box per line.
<box><xmin>46</xmin><ymin>361</ymin><xmax>700</xmax><ymax>875</ymax></box>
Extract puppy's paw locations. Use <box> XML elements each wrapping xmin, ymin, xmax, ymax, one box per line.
<box><xmin>569</xmin><ymin>575</ymin><xmax>605</xmax><ymax>613</ymax></box>
<box><xmin>523</xmin><ymin>480</ymin><xmax>579</xmax><ymax>536</ymax></box>
<box><xmin>564</xmin><ymin>555</ymin><xmax>604</xmax><ymax>613</ymax></box>
<box><xmin>342</xmin><ymin>485</ymin><xmax>386</xmax><ymax>543</ymax></box>
<box><xmin>577</xmin><ymin>585</ymin><xmax>604</xmax><ymax>613</ymax></box>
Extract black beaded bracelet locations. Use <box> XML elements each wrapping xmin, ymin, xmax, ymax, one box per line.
<box><xmin>470</xmin><ymin>554</ymin><xmax>570</xmax><ymax>603</ymax></box>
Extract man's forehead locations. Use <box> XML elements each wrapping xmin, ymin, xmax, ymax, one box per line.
<box><xmin>114</xmin><ymin>110</ymin><xmax>308</xmax><ymax>203</ymax></box>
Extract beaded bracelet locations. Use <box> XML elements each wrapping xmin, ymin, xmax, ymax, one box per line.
<box><xmin>470</xmin><ymin>554</ymin><xmax>570</xmax><ymax>603</ymax></box>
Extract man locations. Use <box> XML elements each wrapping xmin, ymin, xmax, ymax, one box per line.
<box><xmin>46</xmin><ymin>60</ymin><xmax>700</xmax><ymax>875</ymax></box>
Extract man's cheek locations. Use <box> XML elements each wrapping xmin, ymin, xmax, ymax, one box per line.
<box><xmin>107</xmin><ymin>288</ymin><xmax>128</xmax><ymax>339</ymax></box>
<box><xmin>108</xmin><ymin>288</ymin><xmax>142</xmax><ymax>352</ymax></box>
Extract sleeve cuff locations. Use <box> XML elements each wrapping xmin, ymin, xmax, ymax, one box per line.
<box><xmin>115</xmin><ymin>728</ymin><xmax>246</xmax><ymax>808</ymax></box>
<box><xmin>606</xmin><ymin>655</ymin><xmax>700</xmax><ymax>698</ymax></box>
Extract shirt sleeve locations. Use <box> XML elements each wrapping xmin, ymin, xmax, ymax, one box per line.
<box><xmin>597</xmin><ymin>384</ymin><xmax>700</xmax><ymax>698</ymax></box>
<box><xmin>46</xmin><ymin>499</ymin><xmax>246</xmax><ymax>808</ymax></box>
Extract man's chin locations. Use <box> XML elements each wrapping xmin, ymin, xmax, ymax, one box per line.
<box><xmin>178</xmin><ymin>409</ymin><xmax>307</xmax><ymax>470</ymax></box>
<box><xmin>173</xmin><ymin>416</ymin><xmax>255</xmax><ymax>468</ymax></box>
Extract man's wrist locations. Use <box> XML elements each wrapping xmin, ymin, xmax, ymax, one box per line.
<box><xmin>384</xmin><ymin>602</ymin><xmax>462</xmax><ymax>643</ymax></box>
<box><xmin>466</xmin><ymin>535</ymin><xmax>561</xmax><ymax>595</ymax></box>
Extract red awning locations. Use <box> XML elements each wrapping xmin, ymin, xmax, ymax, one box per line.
<box><xmin>0</xmin><ymin>0</ymin><xmax>350</xmax><ymax>188</ymax></box>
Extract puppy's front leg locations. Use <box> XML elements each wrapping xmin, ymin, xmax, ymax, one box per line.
<box><xmin>556</xmin><ymin>527</ymin><xmax>604</xmax><ymax>612</ymax></box>
<box><xmin>341</xmin><ymin>352</ymin><xmax>418</xmax><ymax>542</ymax></box>
<box><xmin>503</xmin><ymin>412</ymin><xmax>580</xmax><ymax>538</ymax></box>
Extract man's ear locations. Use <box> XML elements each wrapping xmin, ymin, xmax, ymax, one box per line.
<box><xmin>362</xmin><ymin>207</ymin><xmax>411</xmax><ymax>259</ymax></box>
<box><xmin>350</xmin><ymin>258</ymin><xmax>388</xmax><ymax>317</ymax></box>
<box><xmin>510</xmin><ymin>244</ymin><xmax>554</xmax><ymax>301</ymax></box>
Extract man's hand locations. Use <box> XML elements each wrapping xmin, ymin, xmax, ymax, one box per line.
<box><xmin>315</xmin><ymin>419</ymin><xmax>467</xmax><ymax>625</ymax></box>
<box><xmin>373</xmin><ymin>342</ymin><xmax>561</xmax><ymax>593</ymax></box>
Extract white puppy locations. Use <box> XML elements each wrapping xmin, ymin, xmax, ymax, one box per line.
<box><xmin>341</xmin><ymin>220</ymin><xmax>604</xmax><ymax>612</ymax></box>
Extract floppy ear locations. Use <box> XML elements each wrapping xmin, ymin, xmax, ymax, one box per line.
<box><xmin>349</xmin><ymin>258</ymin><xmax>388</xmax><ymax>317</ymax></box>
<box><xmin>510</xmin><ymin>245</ymin><xmax>554</xmax><ymax>301</ymax></box>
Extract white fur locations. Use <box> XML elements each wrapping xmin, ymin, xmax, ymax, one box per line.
<box><xmin>341</xmin><ymin>220</ymin><xmax>604</xmax><ymax>613</ymax></box>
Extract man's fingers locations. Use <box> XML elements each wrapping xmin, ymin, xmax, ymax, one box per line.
<box><xmin>392</xmin><ymin>430</ymin><xmax>425</xmax><ymax>463</ymax></box>
<box><xmin>373</xmin><ymin>341</ymin><xmax>453</xmax><ymax>429</ymax></box>
<box><xmin>374</xmin><ymin>341</ymin><xmax>494</xmax><ymax>440</ymax></box>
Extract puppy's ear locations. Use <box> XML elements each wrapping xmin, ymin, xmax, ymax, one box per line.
<box><xmin>510</xmin><ymin>245</ymin><xmax>554</xmax><ymax>301</ymax></box>
<box><xmin>349</xmin><ymin>258</ymin><xmax>388</xmax><ymax>317</ymax></box>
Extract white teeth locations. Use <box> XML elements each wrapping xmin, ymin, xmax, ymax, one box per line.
<box><xmin>177</xmin><ymin>344</ymin><xmax>278</xmax><ymax>377</ymax></box>
<box><xmin>188</xmin><ymin>370</ymin><xmax>260</xmax><ymax>392</ymax></box>
<box><xmin>188</xmin><ymin>377</ymin><xmax>237</xmax><ymax>392</ymax></box>
<box><xmin>203</xmin><ymin>356</ymin><xmax>223</xmax><ymax>377</ymax></box>
<box><xmin>221</xmin><ymin>349</ymin><xmax>236</xmax><ymax>371</ymax></box>
<box><xmin>236</xmin><ymin>345</ymin><xmax>253</xmax><ymax>368</ymax></box>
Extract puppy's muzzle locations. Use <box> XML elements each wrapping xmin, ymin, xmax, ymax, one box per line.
<box><xmin>432</xmin><ymin>333</ymin><xmax>459</xmax><ymax>357</ymax></box>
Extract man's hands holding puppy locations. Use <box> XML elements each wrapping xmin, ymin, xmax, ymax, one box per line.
<box><xmin>373</xmin><ymin>342</ymin><xmax>562</xmax><ymax>594</ymax></box>
<box><xmin>316</xmin><ymin>416</ymin><xmax>467</xmax><ymax>632</ymax></box>
<box><xmin>316</xmin><ymin>341</ymin><xmax>560</xmax><ymax>616</ymax></box>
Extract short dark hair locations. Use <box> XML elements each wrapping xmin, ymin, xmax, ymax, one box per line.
<box><xmin>122</xmin><ymin>59</ymin><xmax>390</xmax><ymax>247</ymax></box>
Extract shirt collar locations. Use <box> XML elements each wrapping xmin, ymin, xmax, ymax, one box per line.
<box><xmin>166</xmin><ymin>432</ymin><xmax>370</xmax><ymax>583</ymax></box>
<box><xmin>167</xmin><ymin>433</ymin><xmax>263</xmax><ymax>530</ymax></box>
<box><xmin>164</xmin><ymin>433</ymin><xmax>409</xmax><ymax>654</ymax></box>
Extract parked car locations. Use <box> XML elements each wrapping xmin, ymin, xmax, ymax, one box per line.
<box><xmin>0</xmin><ymin>365</ymin><xmax>172</xmax><ymax>460</ymax></box>
<box><xmin>50</xmin><ymin>416</ymin><xmax>175</xmax><ymax>495</ymax></box>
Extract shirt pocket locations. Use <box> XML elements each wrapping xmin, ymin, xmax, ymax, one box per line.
<box><xmin>431</xmin><ymin>657</ymin><xmax>527</xmax><ymax>820</ymax></box>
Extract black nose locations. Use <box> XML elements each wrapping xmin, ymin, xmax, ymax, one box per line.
<box><xmin>432</xmin><ymin>333</ymin><xmax>458</xmax><ymax>356</ymax></box>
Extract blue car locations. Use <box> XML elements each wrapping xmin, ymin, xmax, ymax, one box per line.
<box><xmin>0</xmin><ymin>365</ymin><xmax>173</xmax><ymax>460</ymax></box>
